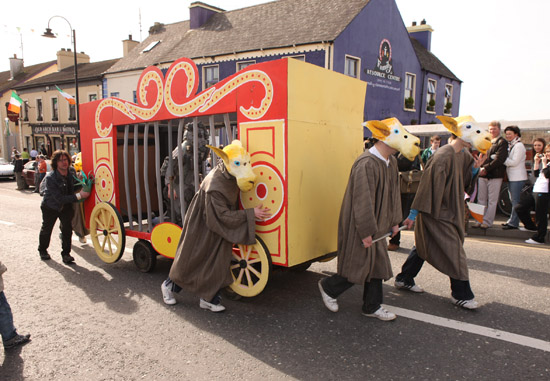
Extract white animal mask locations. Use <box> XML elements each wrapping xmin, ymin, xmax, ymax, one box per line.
<box><xmin>363</xmin><ymin>118</ymin><xmax>421</xmax><ymax>161</ymax></box>
<box><xmin>207</xmin><ymin>140</ymin><xmax>257</xmax><ymax>192</ymax></box>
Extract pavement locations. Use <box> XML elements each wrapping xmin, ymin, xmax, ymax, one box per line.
<box><xmin>466</xmin><ymin>213</ymin><xmax>547</xmax><ymax>244</ymax></box>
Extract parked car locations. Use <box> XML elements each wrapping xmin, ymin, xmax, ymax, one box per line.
<box><xmin>23</xmin><ymin>160</ymin><xmax>52</xmax><ymax>187</ymax></box>
<box><xmin>0</xmin><ymin>158</ymin><xmax>15</xmax><ymax>179</ymax></box>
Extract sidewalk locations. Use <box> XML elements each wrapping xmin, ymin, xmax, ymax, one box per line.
<box><xmin>466</xmin><ymin>213</ymin><xmax>548</xmax><ymax>244</ymax></box>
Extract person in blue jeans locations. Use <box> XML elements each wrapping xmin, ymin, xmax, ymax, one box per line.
<box><xmin>0</xmin><ymin>260</ymin><xmax>31</xmax><ymax>350</ymax></box>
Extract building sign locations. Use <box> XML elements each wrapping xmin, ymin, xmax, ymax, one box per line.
<box><xmin>32</xmin><ymin>125</ymin><xmax>77</xmax><ymax>135</ymax></box>
<box><xmin>366</xmin><ymin>38</ymin><xmax>401</xmax><ymax>85</ymax></box>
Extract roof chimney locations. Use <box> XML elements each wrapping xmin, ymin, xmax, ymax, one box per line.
<box><xmin>123</xmin><ymin>34</ymin><xmax>139</xmax><ymax>57</ymax></box>
<box><xmin>9</xmin><ymin>54</ymin><xmax>24</xmax><ymax>80</ymax></box>
<box><xmin>189</xmin><ymin>2</ymin><xmax>224</xmax><ymax>29</ymax></box>
<box><xmin>407</xmin><ymin>19</ymin><xmax>433</xmax><ymax>51</ymax></box>
<box><xmin>56</xmin><ymin>49</ymin><xmax>90</xmax><ymax>71</ymax></box>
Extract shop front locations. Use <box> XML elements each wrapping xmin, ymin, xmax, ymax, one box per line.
<box><xmin>31</xmin><ymin>124</ymin><xmax>79</xmax><ymax>158</ymax></box>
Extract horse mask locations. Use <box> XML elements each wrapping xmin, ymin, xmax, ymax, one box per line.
<box><xmin>363</xmin><ymin>118</ymin><xmax>421</xmax><ymax>161</ymax></box>
<box><xmin>437</xmin><ymin>115</ymin><xmax>492</xmax><ymax>154</ymax></box>
<box><xmin>207</xmin><ymin>140</ymin><xmax>257</xmax><ymax>192</ymax></box>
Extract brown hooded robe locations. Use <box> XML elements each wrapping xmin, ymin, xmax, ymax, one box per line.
<box><xmin>336</xmin><ymin>150</ymin><xmax>402</xmax><ymax>284</ymax></box>
<box><xmin>411</xmin><ymin>144</ymin><xmax>474</xmax><ymax>280</ymax></box>
<box><xmin>169</xmin><ymin>163</ymin><xmax>256</xmax><ymax>301</ymax></box>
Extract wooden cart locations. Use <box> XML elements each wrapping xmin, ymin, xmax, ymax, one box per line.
<box><xmin>80</xmin><ymin>57</ymin><xmax>366</xmax><ymax>297</ymax></box>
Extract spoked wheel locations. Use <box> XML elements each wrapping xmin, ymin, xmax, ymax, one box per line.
<box><xmin>229</xmin><ymin>237</ymin><xmax>271</xmax><ymax>297</ymax></box>
<box><xmin>133</xmin><ymin>240</ymin><xmax>157</xmax><ymax>273</ymax></box>
<box><xmin>90</xmin><ymin>202</ymin><xmax>126</xmax><ymax>263</ymax></box>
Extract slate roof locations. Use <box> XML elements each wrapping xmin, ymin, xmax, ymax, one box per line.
<box><xmin>14</xmin><ymin>58</ymin><xmax>120</xmax><ymax>90</ymax></box>
<box><xmin>107</xmin><ymin>0</ymin><xmax>370</xmax><ymax>73</ymax></box>
<box><xmin>410</xmin><ymin>37</ymin><xmax>461</xmax><ymax>82</ymax></box>
<box><xmin>0</xmin><ymin>60</ymin><xmax>56</xmax><ymax>96</ymax></box>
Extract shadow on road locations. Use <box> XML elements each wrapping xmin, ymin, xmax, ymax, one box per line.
<box><xmin>0</xmin><ymin>346</ymin><xmax>25</xmax><ymax>381</ymax></box>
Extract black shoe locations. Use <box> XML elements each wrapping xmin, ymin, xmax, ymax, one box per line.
<box><xmin>502</xmin><ymin>224</ymin><xmax>518</xmax><ymax>230</ymax></box>
<box><xmin>3</xmin><ymin>333</ymin><xmax>31</xmax><ymax>349</ymax></box>
<box><xmin>62</xmin><ymin>254</ymin><xmax>75</xmax><ymax>264</ymax></box>
<box><xmin>39</xmin><ymin>252</ymin><xmax>51</xmax><ymax>260</ymax></box>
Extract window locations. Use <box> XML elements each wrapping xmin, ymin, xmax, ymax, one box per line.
<box><xmin>110</xmin><ymin>92</ymin><xmax>120</xmax><ymax>98</ymax></box>
<box><xmin>344</xmin><ymin>55</ymin><xmax>360</xmax><ymax>78</ymax></box>
<box><xmin>69</xmin><ymin>103</ymin><xmax>76</xmax><ymax>121</ymax></box>
<box><xmin>36</xmin><ymin>99</ymin><xmax>43</xmax><ymax>121</ymax></box>
<box><xmin>141</xmin><ymin>40</ymin><xmax>160</xmax><ymax>53</ymax></box>
<box><xmin>237</xmin><ymin>61</ymin><xmax>256</xmax><ymax>71</ymax></box>
<box><xmin>289</xmin><ymin>55</ymin><xmax>305</xmax><ymax>61</ymax></box>
<box><xmin>404</xmin><ymin>73</ymin><xmax>416</xmax><ymax>110</ymax></box>
<box><xmin>23</xmin><ymin>101</ymin><xmax>29</xmax><ymax>121</ymax></box>
<box><xmin>133</xmin><ymin>91</ymin><xmax>137</xmax><ymax>104</ymax></box>
<box><xmin>426</xmin><ymin>79</ymin><xmax>437</xmax><ymax>112</ymax></box>
<box><xmin>88</xmin><ymin>94</ymin><xmax>97</xmax><ymax>102</ymax></box>
<box><xmin>203</xmin><ymin>65</ymin><xmax>219</xmax><ymax>89</ymax></box>
<box><xmin>444</xmin><ymin>84</ymin><xmax>453</xmax><ymax>114</ymax></box>
<box><xmin>51</xmin><ymin>97</ymin><xmax>58</xmax><ymax>121</ymax></box>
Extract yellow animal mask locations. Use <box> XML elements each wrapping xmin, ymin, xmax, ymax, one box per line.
<box><xmin>207</xmin><ymin>140</ymin><xmax>257</xmax><ymax>192</ymax></box>
<box><xmin>73</xmin><ymin>152</ymin><xmax>82</xmax><ymax>172</ymax></box>
<box><xmin>437</xmin><ymin>115</ymin><xmax>492</xmax><ymax>154</ymax></box>
<box><xmin>363</xmin><ymin>118</ymin><xmax>421</xmax><ymax>161</ymax></box>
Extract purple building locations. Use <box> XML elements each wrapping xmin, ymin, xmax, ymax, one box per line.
<box><xmin>106</xmin><ymin>0</ymin><xmax>461</xmax><ymax>135</ymax></box>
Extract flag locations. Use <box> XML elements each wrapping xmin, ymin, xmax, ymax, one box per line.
<box><xmin>55</xmin><ymin>85</ymin><xmax>76</xmax><ymax>105</ymax></box>
<box><xmin>4</xmin><ymin>118</ymin><xmax>10</xmax><ymax>137</ymax></box>
<box><xmin>8</xmin><ymin>91</ymin><xmax>23</xmax><ymax>114</ymax></box>
<box><xmin>467</xmin><ymin>202</ymin><xmax>486</xmax><ymax>224</ymax></box>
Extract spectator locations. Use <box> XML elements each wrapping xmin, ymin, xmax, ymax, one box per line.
<box><xmin>10</xmin><ymin>147</ymin><xmax>19</xmax><ymax>162</ymax></box>
<box><xmin>30</xmin><ymin>147</ymin><xmax>38</xmax><ymax>161</ymax></box>
<box><xmin>0</xmin><ymin>260</ymin><xmax>31</xmax><ymax>350</ymax></box>
<box><xmin>39</xmin><ymin>144</ymin><xmax>47</xmax><ymax>157</ymax></box>
<box><xmin>528</xmin><ymin>138</ymin><xmax>546</xmax><ymax>184</ymax></box>
<box><xmin>20</xmin><ymin>148</ymin><xmax>30</xmax><ymax>164</ymax></box>
<box><xmin>517</xmin><ymin>143</ymin><xmax>550</xmax><ymax>244</ymax></box>
<box><xmin>35</xmin><ymin>156</ymin><xmax>48</xmax><ymax>193</ymax></box>
<box><xmin>502</xmin><ymin>126</ymin><xmax>527</xmax><ymax>230</ymax></box>
<box><xmin>420</xmin><ymin>135</ymin><xmax>441</xmax><ymax>165</ymax></box>
<box><xmin>13</xmin><ymin>154</ymin><xmax>25</xmax><ymax>190</ymax></box>
<box><xmin>475</xmin><ymin>121</ymin><xmax>508</xmax><ymax>228</ymax></box>
<box><xmin>38</xmin><ymin>150</ymin><xmax>90</xmax><ymax>263</ymax></box>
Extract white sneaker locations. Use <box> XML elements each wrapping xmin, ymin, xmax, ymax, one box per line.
<box><xmin>525</xmin><ymin>238</ymin><xmax>543</xmax><ymax>245</ymax></box>
<box><xmin>519</xmin><ymin>227</ymin><xmax>537</xmax><ymax>232</ymax></box>
<box><xmin>363</xmin><ymin>307</ymin><xmax>397</xmax><ymax>321</ymax></box>
<box><xmin>161</xmin><ymin>281</ymin><xmax>176</xmax><ymax>305</ymax></box>
<box><xmin>451</xmin><ymin>297</ymin><xmax>479</xmax><ymax>310</ymax></box>
<box><xmin>318</xmin><ymin>280</ymin><xmax>338</xmax><ymax>312</ymax></box>
<box><xmin>78</xmin><ymin>236</ymin><xmax>87</xmax><ymax>244</ymax></box>
<box><xmin>199</xmin><ymin>298</ymin><xmax>225</xmax><ymax>312</ymax></box>
<box><xmin>394</xmin><ymin>280</ymin><xmax>424</xmax><ymax>293</ymax></box>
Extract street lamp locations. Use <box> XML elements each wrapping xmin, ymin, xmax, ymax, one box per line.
<box><xmin>42</xmin><ymin>16</ymin><xmax>81</xmax><ymax>152</ymax></box>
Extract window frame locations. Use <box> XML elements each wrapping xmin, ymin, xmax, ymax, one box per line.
<box><xmin>51</xmin><ymin>97</ymin><xmax>58</xmax><ymax>121</ymax></box>
<box><xmin>344</xmin><ymin>55</ymin><xmax>360</xmax><ymax>79</ymax></box>
<box><xmin>203</xmin><ymin>64</ymin><xmax>220</xmax><ymax>89</ymax></box>
<box><xmin>404</xmin><ymin>72</ymin><xmax>416</xmax><ymax>111</ymax></box>
<box><xmin>444</xmin><ymin>84</ymin><xmax>453</xmax><ymax>114</ymax></box>
<box><xmin>68</xmin><ymin>102</ymin><xmax>76</xmax><ymax>121</ymax></box>
<box><xmin>426</xmin><ymin>79</ymin><xmax>437</xmax><ymax>113</ymax></box>
<box><xmin>36</xmin><ymin>98</ymin><xmax>43</xmax><ymax>121</ymax></box>
<box><xmin>236</xmin><ymin>60</ymin><xmax>256</xmax><ymax>71</ymax></box>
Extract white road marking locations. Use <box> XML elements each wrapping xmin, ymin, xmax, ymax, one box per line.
<box><xmin>387</xmin><ymin>305</ymin><xmax>550</xmax><ymax>352</ymax></box>
<box><xmin>71</xmin><ymin>235</ymin><xmax>133</xmax><ymax>253</ymax></box>
<box><xmin>0</xmin><ymin>220</ymin><xmax>15</xmax><ymax>226</ymax></box>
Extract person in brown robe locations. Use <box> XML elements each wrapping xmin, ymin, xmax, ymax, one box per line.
<box><xmin>318</xmin><ymin>118</ymin><xmax>420</xmax><ymax>321</ymax></box>
<box><xmin>396</xmin><ymin>132</ymin><xmax>487</xmax><ymax>310</ymax></box>
<box><xmin>161</xmin><ymin>140</ymin><xmax>270</xmax><ymax>312</ymax></box>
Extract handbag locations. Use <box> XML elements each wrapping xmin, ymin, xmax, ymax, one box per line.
<box><xmin>399</xmin><ymin>170</ymin><xmax>423</xmax><ymax>194</ymax></box>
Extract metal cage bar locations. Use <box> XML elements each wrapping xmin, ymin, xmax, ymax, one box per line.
<box><xmin>123</xmin><ymin>125</ymin><xmax>133</xmax><ymax>228</ymax></box>
<box><xmin>133</xmin><ymin>124</ymin><xmax>142</xmax><ymax>231</ymax></box>
<box><xmin>177</xmin><ymin>119</ymin><xmax>186</xmax><ymax>219</ymax></box>
<box><xmin>193</xmin><ymin>117</ymin><xmax>200</xmax><ymax>192</ymax></box>
<box><xmin>143</xmin><ymin>123</ymin><xmax>153</xmax><ymax>232</ymax></box>
<box><xmin>167</xmin><ymin>120</ymin><xmax>175</xmax><ymax>222</ymax></box>
<box><xmin>154</xmin><ymin>122</ymin><xmax>164</xmax><ymax>223</ymax></box>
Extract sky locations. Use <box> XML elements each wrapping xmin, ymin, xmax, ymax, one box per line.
<box><xmin>1</xmin><ymin>0</ymin><xmax>549</xmax><ymax>123</ymax></box>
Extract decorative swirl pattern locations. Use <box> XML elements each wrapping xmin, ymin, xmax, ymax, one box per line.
<box><xmin>94</xmin><ymin>58</ymin><xmax>274</xmax><ymax>136</ymax></box>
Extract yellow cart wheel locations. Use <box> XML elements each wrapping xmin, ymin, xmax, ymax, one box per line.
<box><xmin>229</xmin><ymin>237</ymin><xmax>271</xmax><ymax>297</ymax></box>
<box><xmin>89</xmin><ymin>202</ymin><xmax>126</xmax><ymax>264</ymax></box>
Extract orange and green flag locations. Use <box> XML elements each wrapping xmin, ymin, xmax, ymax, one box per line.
<box><xmin>55</xmin><ymin>85</ymin><xmax>76</xmax><ymax>105</ymax></box>
<box><xmin>8</xmin><ymin>91</ymin><xmax>23</xmax><ymax>114</ymax></box>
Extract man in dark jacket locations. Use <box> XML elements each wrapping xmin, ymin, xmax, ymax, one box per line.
<box><xmin>38</xmin><ymin>150</ymin><xmax>90</xmax><ymax>263</ymax></box>
<box><xmin>475</xmin><ymin>120</ymin><xmax>508</xmax><ymax>228</ymax></box>
<box><xmin>13</xmin><ymin>154</ymin><xmax>25</xmax><ymax>190</ymax></box>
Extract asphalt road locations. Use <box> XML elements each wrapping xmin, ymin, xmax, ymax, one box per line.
<box><xmin>0</xmin><ymin>179</ymin><xmax>549</xmax><ymax>380</ymax></box>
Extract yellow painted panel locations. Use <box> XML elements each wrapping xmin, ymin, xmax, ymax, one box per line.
<box><xmin>286</xmin><ymin>59</ymin><xmax>366</xmax><ymax>266</ymax></box>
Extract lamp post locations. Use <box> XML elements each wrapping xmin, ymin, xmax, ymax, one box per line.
<box><xmin>42</xmin><ymin>16</ymin><xmax>81</xmax><ymax>152</ymax></box>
